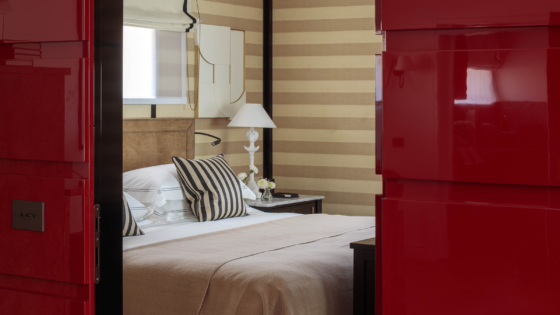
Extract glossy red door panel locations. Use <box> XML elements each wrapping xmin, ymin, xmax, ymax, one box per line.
<box><xmin>0</xmin><ymin>273</ymin><xmax>89</xmax><ymax>301</ymax></box>
<box><xmin>386</xmin><ymin>179</ymin><xmax>560</xmax><ymax>210</ymax></box>
<box><xmin>0</xmin><ymin>0</ymin><xmax>96</xmax><ymax>313</ymax></box>
<box><xmin>382</xmin><ymin>49</ymin><xmax>560</xmax><ymax>186</ymax></box>
<box><xmin>0</xmin><ymin>42</ymin><xmax>88</xmax><ymax>60</ymax></box>
<box><xmin>0</xmin><ymin>159</ymin><xmax>89</xmax><ymax>179</ymax></box>
<box><xmin>0</xmin><ymin>0</ymin><xmax>89</xmax><ymax>43</ymax></box>
<box><xmin>381</xmin><ymin>0</ymin><xmax>560</xmax><ymax>30</ymax></box>
<box><xmin>375</xmin><ymin>194</ymin><xmax>383</xmax><ymax>315</ymax></box>
<box><xmin>0</xmin><ymin>174</ymin><xmax>88</xmax><ymax>284</ymax></box>
<box><xmin>0</xmin><ymin>289</ymin><xmax>88</xmax><ymax>315</ymax></box>
<box><xmin>0</xmin><ymin>59</ymin><xmax>90</xmax><ymax>162</ymax></box>
<box><xmin>382</xmin><ymin>198</ymin><xmax>560</xmax><ymax>315</ymax></box>
<box><xmin>386</xmin><ymin>26</ymin><xmax>560</xmax><ymax>52</ymax></box>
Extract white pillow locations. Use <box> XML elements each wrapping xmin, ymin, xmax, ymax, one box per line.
<box><xmin>125</xmin><ymin>191</ymin><xmax>197</xmax><ymax>227</ymax></box>
<box><xmin>123</xmin><ymin>192</ymin><xmax>151</xmax><ymax>220</ymax></box>
<box><xmin>124</xmin><ymin>164</ymin><xmax>255</xmax><ymax>227</ymax></box>
<box><xmin>123</xmin><ymin>164</ymin><xmax>184</xmax><ymax>208</ymax></box>
<box><xmin>155</xmin><ymin>199</ymin><xmax>196</xmax><ymax>222</ymax></box>
<box><xmin>137</xmin><ymin>199</ymin><xmax>198</xmax><ymax>228</ymax></box>
<box><xmin>239</xmin><ymin>180</ymin><xmax>256</xmax><ymax>200</ymax></box>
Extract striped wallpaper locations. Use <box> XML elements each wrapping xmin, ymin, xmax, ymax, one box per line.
<box><xmin>123</xmin><ymin>0</ymin><xmax>382</xmax><ymax>216</ymax></box>
<box><xmin>272</xmin><ymin>0</ymin><xmax>383</xmax><ymax>216</ymax></box>
<box><xmin>124</xmin><ymin>0</ymin><xmax>264</xmax><ymax>176</ymax></box>
<box><xmin>191</xmin><ymin>0</ymin><xmax>265</xmax><ymax>176</ymax></box>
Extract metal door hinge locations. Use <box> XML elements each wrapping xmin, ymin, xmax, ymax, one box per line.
<box><xmin>94</xmin><ymin>204</ymin><xmax>101</xmax><ymax>284</ymax></box>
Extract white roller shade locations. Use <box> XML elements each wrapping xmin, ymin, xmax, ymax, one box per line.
<box><xmin>124</xmin><ymin>0</ymin><xmax>196</xmax><ymax>32</ymax></box>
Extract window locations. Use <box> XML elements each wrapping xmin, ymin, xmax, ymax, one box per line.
<box><xmin>455</xmin><ymin>68</ymin><xmax>497</xmax><ymax>105</ymax></box>
<box><xmin>123</xmin><ymin>26</ymin><xmax>188</xmax><ymax>105</ymax></box>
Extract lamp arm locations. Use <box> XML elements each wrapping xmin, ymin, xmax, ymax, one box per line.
<box><xmin>195</xmin><ymin>132</ymin><xmax>222</xmax><ymax>146</ymax></box>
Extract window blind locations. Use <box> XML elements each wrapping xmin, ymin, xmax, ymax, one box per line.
<box><xmin>124</xmin><ymin>0</ymin><xmax>196</xmax><ymax>32</ymax></box>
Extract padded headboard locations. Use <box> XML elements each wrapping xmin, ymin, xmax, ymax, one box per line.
<box><xmin>123</xmin><ymin>118</ymin><xmax>195</xmax><ymax>172</ymax></box>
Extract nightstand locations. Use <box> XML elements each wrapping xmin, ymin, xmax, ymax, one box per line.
<box><xmin>245</xmin><ymin>195</ymin><xmax>324</xmax><ymax>214</ymax></box>
<box><xmin>350</xmin><ymin>238</ymin><xmax>376</xmax><ymax>315</ymax></box>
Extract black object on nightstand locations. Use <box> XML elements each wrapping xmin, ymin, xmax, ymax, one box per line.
<box><xmin>350</xmin><ymin>238</ymin><xmax>375</xmax><ymax>315</ymax></box>
<box><xmin>245</xmin><ymin>195</ymin><xmax>324</xmax><ymax>215</ymax></box>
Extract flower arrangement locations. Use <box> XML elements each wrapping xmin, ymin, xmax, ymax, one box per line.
<box><xmin>237</xmin><ymin>165</ymin><xmax>258</xmax><ymax>184</ymax></box>
<box><xmin>257</xmin><ymin>178</ymin><xmax>276</xmax><ymax>190</ymax></box>
<box><xmin>237</xmin><ymin>172</ymin><xmax>247</xmax><ymax>182</ymax></box>
<box><xmin>250</xmin><ymin>165</ymin><xmax>258</xmax><ymax>174</ymax></box>
<box><xmin>257</xmin><ymin>178</ymin><xmax>269</xmax><ymax>189</ymax></box>
<box><xmin>257</xmin><ymin>178</ymin><xmax>275</xmax><ymax>201</ymax></box>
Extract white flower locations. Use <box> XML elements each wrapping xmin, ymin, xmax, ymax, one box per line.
<box><xmin>267</xmin><ymin>181</ymin><xmax>276</xmax><ymax>189</ymax></box>
<box><xmin>257</xmin><ymin>179</ymin><xmax>269</xmax><ymax>189</ymax></box>
<box><xmin>250</xmin><ymin>165</ymin><xmax>259</xmax><ymax>174</ymax></box>
<box><xmin>237</xmin><ymin>172</ymin><xmax>247</xmax><ymax>181</ymax></box>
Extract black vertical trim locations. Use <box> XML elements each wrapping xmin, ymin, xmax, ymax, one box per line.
<box><xmin>263</xmin><ymin>0</ymin><xmax>273</xmax><ymax>179</ymax></box>
<box><xmin>94</xmin><ymin>0</ymin><xmax>123</xmax><ymax>313</ymax></box>
<box><xmin>151</xmin><ymin>104</ymin><xmax>157</xmax><ymax>118</ymax></box>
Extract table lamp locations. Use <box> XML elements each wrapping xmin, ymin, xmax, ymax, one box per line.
<box><xmin>228</xmin><ymin>103</ymin><xmax>277</xmax><ymax>196</ymax></box>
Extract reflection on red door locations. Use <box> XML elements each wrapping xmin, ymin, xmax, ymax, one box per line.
<box><xmin>381</xmin><ymin>1</ymin><xmax>560</xmax><ymax>314</ymax></box>
<box><xmin>0</xmin><ymin>1</ymin><xmax>95</xmax><ymax>314</ymax></box>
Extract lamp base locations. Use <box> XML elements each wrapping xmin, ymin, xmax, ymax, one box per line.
<box><xmin>243</xmin><ymin>127</ymin><xmax>261</xmax><ymax>198</ymax></box>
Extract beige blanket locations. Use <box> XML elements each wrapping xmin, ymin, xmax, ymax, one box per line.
<box><xmin>124</xmin><ymin>214</ymin><xmax>375</xmax><ymax>315</ymax></box>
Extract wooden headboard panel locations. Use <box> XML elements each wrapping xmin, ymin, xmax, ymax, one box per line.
<box><xmin>123</xmin><ymin>118</ymin><xmax>195</xmax><ymax>172</ymax></box>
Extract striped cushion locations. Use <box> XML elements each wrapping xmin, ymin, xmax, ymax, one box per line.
<box><xmin>173</xmin><ymin>155</ymin><xmax>247</xmax><ymax>222</ymax></box>
<box><xmin>123</xmin><ymin>194</ymin><xmax>145</xmax><ymax>237</ymax></box>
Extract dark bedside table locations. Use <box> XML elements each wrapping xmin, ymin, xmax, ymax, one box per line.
<box><xmin>244</xmin><ymin>195</ymin><xmax>324</xmax><ymax>214</ymax></box>
<box><xmin>350</xmin><ymin>238</ymin><xmax>376</xmax><ymax>315</ymax></box>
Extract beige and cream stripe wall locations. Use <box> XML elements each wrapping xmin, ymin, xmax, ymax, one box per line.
<box><xmin>272</xmin><ymin>0</ymin><xmax>382</xmax><ymax>216</ymax></box>
<box><xmin>123</xmin><ymin>0</ymin><xmax>264</xmax><ymax>175</ymax></box>
<box><xmin>123</xmin><ymin>0</ymin><xmax>382</xmax><ymax>216</ymax></box>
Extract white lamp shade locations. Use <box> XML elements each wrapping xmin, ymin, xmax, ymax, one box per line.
<box><xmin>227</xmin><ymin>103</ymin><xmax>277</xmax><ymax>128</ymax></box>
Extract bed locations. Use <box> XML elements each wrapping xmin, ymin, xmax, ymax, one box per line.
<box><xmin>122</xmin><ymin>118</ymin><xmax>375</xmax><ymax>315</ymax></box>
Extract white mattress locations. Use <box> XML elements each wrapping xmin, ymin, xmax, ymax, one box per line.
<box><xmin>123</xmin><ymin>206</ymin><xmax>301</xmax><ymax>250</ymax></box>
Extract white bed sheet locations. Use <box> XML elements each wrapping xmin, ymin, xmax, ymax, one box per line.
<box><xmin>123</xmin><ymin>206</ymin><xmax>301</xmax><ymax>250</ymax></box>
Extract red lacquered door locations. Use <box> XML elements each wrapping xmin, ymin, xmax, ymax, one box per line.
<box><xmin>382</xmin><ymin>197</ymin><xmax>560</xmax><ymax>315</ymax></box>
<box><xmin>0</xmin><ymin>1</ymin><xmax>96</xmax><ymax>314</ymax></box>
<box><xmin>381</xmin><ymin>1</ymin><xmax>560</xmax><ymax>314</ymax></box>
